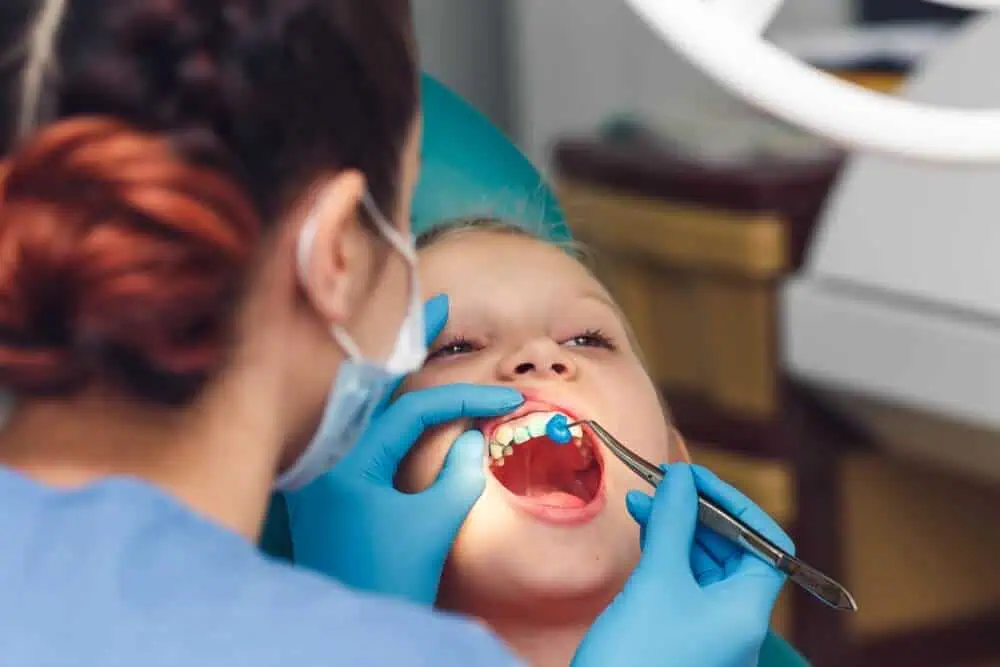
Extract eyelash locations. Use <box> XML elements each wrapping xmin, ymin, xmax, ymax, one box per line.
<box><xmin>565</xmin><ymin>328</ymin><xmax>616</xmax><ymax>350</ymax></box>
<box><xmin>427</xmin><ymin>336</ymin><xmax>481</xmax><ymax>361</ymax></box>
<box><xmin>427</xmin><ymin>328</ymin><xmax>615</xmax><ymax>361</ymax></box>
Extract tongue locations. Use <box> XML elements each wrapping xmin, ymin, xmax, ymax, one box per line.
<box><xmin>491</xmin><ymin>436</ymin><xmax>600</xmax><ymax>505</ymax></box>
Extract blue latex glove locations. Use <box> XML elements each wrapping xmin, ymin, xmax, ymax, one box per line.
<box><xmin>573</xmin><ymin>464</ymin><xmax>793</xmax><ymax>667</ymax></box>
<box><xmin>285</xmin><ymin>295</ymin><xmax>523</xmax><ymax>606</ymax></box>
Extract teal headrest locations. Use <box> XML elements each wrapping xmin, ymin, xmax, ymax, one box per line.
<box><xmin>413</xmin><ymin>73</ymin><xmax>570</xmax><ymax>243</ymax></box>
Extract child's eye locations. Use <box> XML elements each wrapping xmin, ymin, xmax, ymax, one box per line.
<box><xmin>564</xmin><ymin>329</ymin><xmax>616</xmax><ymax>350</ymax></box>
<box><xmin>427</xmin><ymin>336</ymin><xmax>481</xmax><ymax>361</ymax></box>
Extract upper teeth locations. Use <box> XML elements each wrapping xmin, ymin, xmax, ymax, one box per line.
<box><xmin>489</xmin><ymin>411</ymin><xmax>583</xmax><ymax>461</ymax></box>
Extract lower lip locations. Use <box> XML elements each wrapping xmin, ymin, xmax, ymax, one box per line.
<box><xmin>498</xmin><ymin>476</ymin><xmax>607</xmax><ymax>526</ymax></box>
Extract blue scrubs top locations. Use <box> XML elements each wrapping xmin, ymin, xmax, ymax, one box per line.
<box><xmin>0</xmin><ymin>466</ymin><xmax>521</xmax><ymax>667</ymax></box>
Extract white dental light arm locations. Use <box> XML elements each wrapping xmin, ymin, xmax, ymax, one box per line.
<box><xmin>626</xmin><ymin>0</ymin><xmax>1000</xmax><ymax>164</ymax></box>
<box><xmin>707</xmin><ymin>0</ymin><xmax>783</xmax><ymax>34</ymax></box>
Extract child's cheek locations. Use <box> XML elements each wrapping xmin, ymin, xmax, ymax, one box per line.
<box><xmin>395</xmin><ymin>420</ymin><xmax>469</xmax><ymax>492</ymax></box>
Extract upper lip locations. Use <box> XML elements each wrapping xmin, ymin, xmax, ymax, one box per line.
<box><xmin>480</xmin><ymin>401</ymin><xmax>572</xmax><ymax>439</ymax></box>
<box><xmin>478</xmin><ymin>388</ymin><xmax>596</xmax><ymax>451</ymax></box>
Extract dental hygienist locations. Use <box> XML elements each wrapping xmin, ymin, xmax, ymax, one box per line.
<box><xmin>0</xmin><ymin>2</ymin><xmax>791</xmax><ymax>666</ymax></box>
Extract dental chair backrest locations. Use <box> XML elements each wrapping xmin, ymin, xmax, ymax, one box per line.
<box><xmin>262</xmin><ymin>73</ymin><xmax>809</xmax><ymax>667</ymax></box>
<box><xmin>412</xmin><ymin>74</ymin><xmax>570</xmax><ymax>241</ymax></box>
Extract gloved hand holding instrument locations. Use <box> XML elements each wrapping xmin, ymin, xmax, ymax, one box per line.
<box><xmin>546</xmin><ymin>408</ymin><xmax>853</xmax><ymax>666</ymax></box>
<box><xmin>546</xmin><ymin>415</ymin><xmax>857</xmax><ymax>612</ymax></box>
<box><xmin>573</xmin><ymin>463</ymin><xmax>797</xmax><ymax>667</ymax></box>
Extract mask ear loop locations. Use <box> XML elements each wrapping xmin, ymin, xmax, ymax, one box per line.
<box><xmin>359</xmin><ymin>192</ymin><xmax>426</xmax><ymax>375</ymax></box>
<box><xmin>360</xmin><ymin>192</ymin><xmax>417</xmax><ymax>263</ymax></box>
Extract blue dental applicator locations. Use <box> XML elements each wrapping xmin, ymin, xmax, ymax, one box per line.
<box><xmin>545</xmin><ymin>413</ymin><xmax>573</xmax><ymax>444</ymax></box>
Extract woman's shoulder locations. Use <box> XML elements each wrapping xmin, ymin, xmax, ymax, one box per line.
<box><xmin>0</xmin><ymin>469</ymin><xmax>520</xmax><ymax>667</ymax></box>
<box><xmin>254</xmin><ymin>559</ymin><xmax>521</xmax><ymax>666</ymax></box>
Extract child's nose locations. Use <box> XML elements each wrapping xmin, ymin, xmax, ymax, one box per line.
<box><xmin>498</xmin><ymin>341</ymin><xmax>577</xmax><ymax>381</ymax></box>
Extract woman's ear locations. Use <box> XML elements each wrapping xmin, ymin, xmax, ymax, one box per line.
<box><xmin>298</xmin><ymin>170</ymin><xmax>370</xmax><ymax>326</ymax></box>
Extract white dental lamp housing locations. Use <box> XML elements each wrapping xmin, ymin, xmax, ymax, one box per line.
<box><xmin>782</xmin><ymin>13</ymin><xmax>1000</xmax><ymax>481</ymax></box>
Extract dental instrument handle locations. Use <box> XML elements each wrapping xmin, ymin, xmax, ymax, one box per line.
<box><xmin>563</xmin><ymin>419</ymin><xmax>858</xmax><ymax>612</ymax></box>
<box><xmin>693</xmin><ymin>497</ymin><xmax>858</xmax><ymax>612</ymax></box>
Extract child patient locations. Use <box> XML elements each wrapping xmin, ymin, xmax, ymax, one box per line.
<box><xmin>395</xmin><ymin>219</ymin><xmax>690</xmax><ymax>667</ymax></box>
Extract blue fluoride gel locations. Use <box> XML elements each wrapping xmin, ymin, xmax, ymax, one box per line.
<box><xmin>545</xmin><ymin>414</ymin><xmax>573</xmax><ymax>445</ymax></box>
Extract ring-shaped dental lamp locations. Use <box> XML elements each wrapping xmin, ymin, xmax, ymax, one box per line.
<box><xmin>626</xmin><ymin>0</ymin><xmax>1000</xmax><ymax>164</ymax></box>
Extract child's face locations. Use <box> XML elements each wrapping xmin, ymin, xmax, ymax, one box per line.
<box><xmin>397</xmin><ymin>231</ymin><xmax>687</xmax><ymax>618</ymax></box>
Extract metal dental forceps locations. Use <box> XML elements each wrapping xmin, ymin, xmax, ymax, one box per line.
<box><xmin>568</xmin><ymin>419</ymin><xmax>858</xmax><ymax>612</ymax></box>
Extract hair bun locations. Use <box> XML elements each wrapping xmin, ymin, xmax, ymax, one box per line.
<box><xmin>0</xmin><ymin>117</ymin><xmax>260</xmax><ymax>403</ymax></box>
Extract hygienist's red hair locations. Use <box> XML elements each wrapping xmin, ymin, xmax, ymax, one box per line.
<box><xmin>0</xmin><ymin>0</ymin><xmax>419</xmax><ymax>407</ymax></box>
<box><xmin>0</xmin><ymin>117</ymin><xmax>260</xmax><ymax>404</ymax></box>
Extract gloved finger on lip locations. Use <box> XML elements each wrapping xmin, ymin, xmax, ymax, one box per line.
<box><xmin>360</xmin><ymin>384</ymin><xmax>524</xmax><ymax>476</ymax></box>
<box><xmin>427</xmin><ymin>429</ymin><xmax>490</xmax><ymax>496</ymax></box>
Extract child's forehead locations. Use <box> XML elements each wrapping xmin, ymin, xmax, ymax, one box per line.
<box><xmin>418</xmin><ymin>230</ymin><xmax>622</xmax><ymax>320</ymax></box>
<box><xmin>419</xmin><ymin>231</ymin><xmax>592</xmax><ymax>282</ymax></box>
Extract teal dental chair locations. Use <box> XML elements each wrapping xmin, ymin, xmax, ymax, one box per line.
<box><xmin>260</xmin><ymin>73</ymin><xmax>809</xmax><ymax>667</ymax></box>
<box><xmin>411</xmin><ymin>75</ymin><xmax>570</xmax><ymax>241</ymax></box>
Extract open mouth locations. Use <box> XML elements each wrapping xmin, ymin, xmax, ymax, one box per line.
<box><xmin>485</xmin><ymin>409</ymin><xmax>604</xmax><ymax>511</ymax></box>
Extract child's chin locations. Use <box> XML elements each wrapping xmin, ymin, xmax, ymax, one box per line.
<box><xmin>448</xmin><ymin>556</ymin><xmax>629</xmax><ymax>609</ymax></box>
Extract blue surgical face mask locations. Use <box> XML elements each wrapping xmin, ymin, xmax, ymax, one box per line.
<box><xmin>274</xmin><ymin>191</ymin><xmax>425</xmax><ymax>491</ymax></box>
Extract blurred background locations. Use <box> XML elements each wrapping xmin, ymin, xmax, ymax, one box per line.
<box><xmin>414</xmin><ymin>2</ymin><xmax>1000</xmax><ymax>667</ymax></box>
